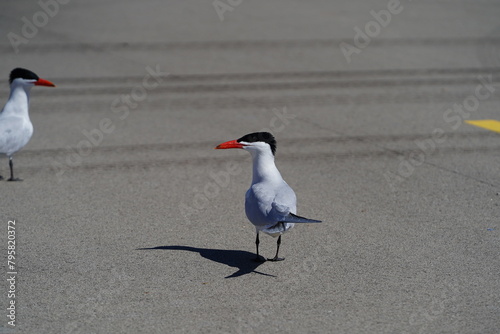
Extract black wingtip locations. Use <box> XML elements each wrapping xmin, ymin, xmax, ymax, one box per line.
<box><xmin>289</xmin><ymin>213</ymin><xmax>322</xmax><ymax>223</ymax></box>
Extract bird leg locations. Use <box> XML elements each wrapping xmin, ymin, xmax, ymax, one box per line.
<box><xmin>7</xmin><ymin>157</ymin><xmax>22</xmax><ymax>181</ymax></box>
<box><xmin>267</xmin><ymin>235</ymin><xmax>285</xmax><ymax>261</ymax></box>
<box><xmin>253</xmin><ymin>232</ymin><xmax>266</xmax><ymax>262</ymax></box>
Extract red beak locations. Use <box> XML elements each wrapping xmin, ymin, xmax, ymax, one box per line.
<box><xmin>35</xmin><ymin>78</ymin><xmax>56</xmax><ymax>87</ymax></box>
<box><xmin>215</xmin><ymin>139</ymin><xmax>246</xmax><ymax>149</ymax></box>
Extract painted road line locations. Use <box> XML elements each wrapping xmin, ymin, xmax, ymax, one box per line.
<box><xmin>465</xmin><ymin>120</ymin><xmax>500</xmax><ymax>134</ymax></box>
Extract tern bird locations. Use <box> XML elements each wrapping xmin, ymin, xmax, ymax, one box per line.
<box><xmin>0</xmin><ymin>68</ymin><xmax>55</xmax><ymax>181</ymax></box>
<box><xmin>215</xmin><ymin>132</ymin><xmax>322</xmax><ymax>262</ymax></box>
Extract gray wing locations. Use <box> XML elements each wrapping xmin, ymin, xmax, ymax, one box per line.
<box><xmin>271</xmin><ymin>183</ymin><xmax>322</xmax><ymax>223</ymax></box>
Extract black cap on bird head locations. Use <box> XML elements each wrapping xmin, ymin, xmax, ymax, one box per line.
<box><xmin>237</xmin><ymin>132</ymin><xmax>277</xmax><ymax>155</ymax></box>
<box><xmin>9</xmin><ymin>68</ymin><xmax>39</xmax><ymax>84</ymax></box>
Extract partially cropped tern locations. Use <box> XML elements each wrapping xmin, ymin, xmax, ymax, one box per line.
<box><xmin>0</xmin><ymin>68</ymin><xmax>55</xmax><ymax>181</ymax></box>
<box><xmin>215</xmin><ymin>132</ymin><xmax>322</xmax><ymax>262</ymax></box>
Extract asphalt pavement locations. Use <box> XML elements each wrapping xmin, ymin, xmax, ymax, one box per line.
<box><xmin>1</xmin><ymin>1</ymin><xmax>500</xmax><ymax>333</ymax></box>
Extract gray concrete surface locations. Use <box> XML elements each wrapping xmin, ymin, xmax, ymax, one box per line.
<box><xmin>1</xmin><ymin>0</ymin><xmax>500</xmax><ymax>333</ymax></box>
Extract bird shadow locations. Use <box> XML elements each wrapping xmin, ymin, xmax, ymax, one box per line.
<box><xmin>137</xmin><ymin>245</ymin><xmax>275</xmax><ymax>278</ymax></box>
